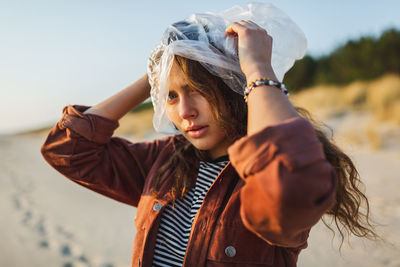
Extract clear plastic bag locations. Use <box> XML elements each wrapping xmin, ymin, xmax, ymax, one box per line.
<box><xmin>147</xmin><ymin>2</ymin><xmax>307</xmax><ymax>134</ymax></box>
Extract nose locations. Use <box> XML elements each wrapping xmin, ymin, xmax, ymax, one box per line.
<box><xmin>179</xmin><ymin>95</ymin><xmax>198</xmax><ymax>120</ymax></box>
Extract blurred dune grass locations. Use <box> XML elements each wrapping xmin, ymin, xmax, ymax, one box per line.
<box><xmin>291</xmin><ymin>74</ymin><xmax>400</xmax><ymax>150</ymax></box>
<box><xmin>117</xmin><ymin>74</ymin><xmax>400</xmax><ymax>150</ymax></box>
<box><xmin>22</xmin><ymin>74</ymin><xmax>400</xmax><ymax>151</ymax></box>
<box><xmin>115</xmin><ymin>108</ymin><xmax>155</xmax><ymax>139</ymax></box>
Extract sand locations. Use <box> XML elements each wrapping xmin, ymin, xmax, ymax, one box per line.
<box><xmin>1</xmin><ymin>112</ymin><xmax>399</xmax><ymax>267</ymax></box>
<box><xmin>0</xmin><ymin>135</ymin><xmax>135</xmax><ymax>267</ymax></box>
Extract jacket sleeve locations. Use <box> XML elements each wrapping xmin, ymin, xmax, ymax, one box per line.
<box><xmin>41</xmin><ymin>105</ymin><xmax>166</xmax><ymax>207</ymax></box>
<box><xmin>227</xmin><ymin>117</ymin><xmax>337</xmax><ymax>248</ymax></box>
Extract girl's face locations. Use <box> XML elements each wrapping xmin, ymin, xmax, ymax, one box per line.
<box><xmin>166</xmin><ymin>62</ymin><xmax>231</xmax><ymax>159</ymax></box>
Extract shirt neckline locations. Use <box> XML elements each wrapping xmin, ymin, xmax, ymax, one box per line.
<box><xmin>203</xmin><ymin>154</ymin><xmax>229</xmax><ymax>163</ymax></box>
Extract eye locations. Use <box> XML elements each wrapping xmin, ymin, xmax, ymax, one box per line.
<box><xmin>168</xmin><ymin>91</ymin><xmax>178</xmax><ymax>101</ymax></box>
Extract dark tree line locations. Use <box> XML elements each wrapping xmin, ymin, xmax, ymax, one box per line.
<box><xmin>284</xmin><ymin>28</ymin><xmax>400</xmax><ymax>91</ymax></box>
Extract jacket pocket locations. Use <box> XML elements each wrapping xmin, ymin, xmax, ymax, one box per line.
<box><xmin>206</xmin><ymin>223</ymin><xmax>275</xmax><ymax>266</ymax></box>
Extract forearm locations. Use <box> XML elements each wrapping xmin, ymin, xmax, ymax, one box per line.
<box><xmin>246</xmin><ymin>69</ymin><xmax>299</xmax><ymax>135</ymax></box>
<box><xmin>83</xmin><ymin>74</ymin><xmax>151</xmax><ymax>121</ymax></box>
<box><xmin>224</xmin><ymin>21</ymin><xmax>299</xmax><ymax>135</ymax></box>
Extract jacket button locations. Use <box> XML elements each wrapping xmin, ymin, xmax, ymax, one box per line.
<box><xmin>225</xmin><ymin>246</ymin><xmax>236</xmax><ymax>257</ymax></box>
<box><xmin>153</xmin><ymin>202</ymin><xmax>162</xmax><ymax>211</ymax></box>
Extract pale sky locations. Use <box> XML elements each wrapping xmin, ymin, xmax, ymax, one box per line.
<box><xmin>1</xmin><ymin>0</ymin><xmax>400</xmax><ymax>134</ymax></box>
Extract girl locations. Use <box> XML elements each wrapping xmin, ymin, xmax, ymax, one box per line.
<box><xmin>41</xmin><ymin>4</ymin><xmax>377</xmax><ymax>267</ymax></box>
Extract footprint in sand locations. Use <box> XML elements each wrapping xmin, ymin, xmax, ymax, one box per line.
<box><xmin>12</xmin><ymin>195</ymin><xmax>21</xmax><ymax>210</ymax></box>
<box><xmin>61</xmin><ymin>244</ymin><xmax>72</xmax><ymax>257</ymax></box>
<box><xmin>22</xmin><ymin>210</ymin><xmax>32</xmax><ymax>225</ymax></box>
<box><xmin>36</xmin><ymin>216</ymin><xmax>46</xmax><ymax>236</ymax></box>
<box><xmin>7</xmin><ymin>170</ymin><xmax>112</xmax><ymax>267</ymax></box>
<box><xmin>38</xmin><ymin>240</ymin><xmax>49</xmax><ymax>248</ymax></box>
<box><xmin>9</xmin><ymin>177</ymin><xmax>90</xmax><ymax>265</ymax></box>
<box><xmin>56</xmin><ymin>225</ymin><xmax>74</xmax><ymax>240</ymax></box>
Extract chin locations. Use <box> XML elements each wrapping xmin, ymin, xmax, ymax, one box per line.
<box><xmin>191</xmin><ymin>142</ymin><xmax>210</xmax><ymax>151</ymax></box>
<box><xmin>188</xmin><ymin>139</ymin><xmax>214</xmax><ymax>151</ymax></box>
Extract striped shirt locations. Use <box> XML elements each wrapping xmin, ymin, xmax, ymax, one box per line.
<box><xmin>152</xmin><ymin>155</ymin><xmax>229</xmax><ymax>267</ymax></box>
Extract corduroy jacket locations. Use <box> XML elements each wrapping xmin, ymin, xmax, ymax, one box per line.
<box><xmin>41</xmin><ymin>105</ymin><xmax>337</xmax><ymax>267</ymax></box>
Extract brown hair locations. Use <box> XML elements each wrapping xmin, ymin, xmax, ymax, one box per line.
<box><xmin>152</xmin><ymin>55</ymin><xmax>379</xmax><ymax>246</ymax></box>
<box><xmin>296</xmin><ymin>107</ymin><xmax>380</xmax><ymax>247</ymax></box>
<box><xmin>152</xmin><ymin>55</ymin><xmax>247</xmax><ymax>200</ymax></box>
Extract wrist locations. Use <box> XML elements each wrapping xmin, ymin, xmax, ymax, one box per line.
<box><xmin>245</xmin><ymin>67</ymin><xmax>278</xmax><ymax>84</ymax></box>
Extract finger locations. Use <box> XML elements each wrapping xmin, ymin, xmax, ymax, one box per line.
<box><xmin>225</xmin><ymin>20</ymin><xmax>253</xmax><ymax>34</ymax></box>
<box><xmin>238</xmin><ymin>19</ymin><xmax>250</xmax><ymax>25</ymax></box>
<box><xmin>236</xmin><ymin>20</ymin><xmax>261</xmax><ymax>33</ymax></box>
<box><xmin>245</xmin><ymin>20</ymin><xmax>259</xmax><ymax>27</ymax></box>
<box><xmin>236</xmin><ymin>20</ymin><xmax>255</xmax><ymax>28</ymax></box>
<box><xmin>246</xmin><ymin>20</ymin><xmax>270</xmax><ymax>36</ymax></box>
<box><xmin>245</xmin><ymin>20</ymin><xmax>265</xmax><ymax>30</ymax></box>
<box><xmin>225</xmin><ymin>21</ymin><xmax>246</xmax><ymax>36</ymax></box>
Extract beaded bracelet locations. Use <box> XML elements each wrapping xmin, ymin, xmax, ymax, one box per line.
<box><xmin>243</xmin><ymin>78</ymin><xmax>289</xmax><ymax>102</ymax></box>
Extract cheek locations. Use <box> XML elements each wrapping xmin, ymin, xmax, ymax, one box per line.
<box><xmin>214</xmin><ymin>126</ymin><xmax>227</xmax><ymax>141</ymax></box>
<box><xmin>166</xmin><ymin>106</ymin><xmax>179</xmax><ymax>125</ymax></box>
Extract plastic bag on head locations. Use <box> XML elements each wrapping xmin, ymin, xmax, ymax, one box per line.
<box><xmin>147</xmin><ymin>2</ymin><xmax>307</xmax><ymax>134</ymax></box>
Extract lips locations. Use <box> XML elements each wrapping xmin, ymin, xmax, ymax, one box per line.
<box><xmin>186</xmin><ymin>125</ymin><xmax>206</xmax><ymax>131</ymax></box>
<box><xmin>186</xmin><ymin>125</ymin><xmax>208</xmax><ymax>138</ymax></box>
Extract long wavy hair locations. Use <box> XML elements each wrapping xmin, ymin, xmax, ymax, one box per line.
<box><xmin>152</xmin><ymin>55</ymin><xmax>379</xmax><ymax>247</ymax></box>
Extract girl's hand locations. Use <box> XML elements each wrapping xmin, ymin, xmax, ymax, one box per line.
<box><xmin>225</xmin><ymin>20</ymin><xmax>278</xmax><ymax>82</ymax></box>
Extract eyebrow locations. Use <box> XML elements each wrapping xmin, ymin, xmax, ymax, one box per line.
<box><xmin>169</xmin><ymin>84</ymin><xmax>191</xmax><ymax>91</ymax></box>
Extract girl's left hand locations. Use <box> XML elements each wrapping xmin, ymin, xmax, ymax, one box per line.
<box><xmin>225</xmin><ymin>20</ymin><xmax>277</xmax><ymax>81</ymax></box>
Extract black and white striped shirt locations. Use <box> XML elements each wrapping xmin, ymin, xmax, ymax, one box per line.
<box><xmin>152</xmin><ymin>155</ymin><xmax>229</xmax><ymax>267</ymax></box>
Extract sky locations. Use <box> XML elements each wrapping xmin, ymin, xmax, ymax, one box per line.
<box><xmin>1</xmin><ymin>0</ymin><xmax>400</xmax><ymax>134</ymax></box>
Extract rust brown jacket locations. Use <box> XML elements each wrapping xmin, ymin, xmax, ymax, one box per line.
<box><xmin>41</xmin><ymin>105</ymin><xmax>337</xmax><ymax>267</ymax></box>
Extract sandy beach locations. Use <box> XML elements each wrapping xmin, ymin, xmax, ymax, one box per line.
<box><xmin>1</xmin><ymin>110</ymin><xmax>399</xmax><ymax>267</ymax></box>
<box><xmin>0</xmin><ymin>134</ymin><xmax>137</xmax><ymax>267</ymax></box>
